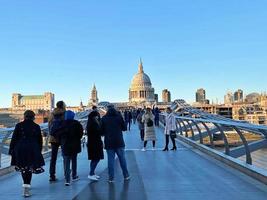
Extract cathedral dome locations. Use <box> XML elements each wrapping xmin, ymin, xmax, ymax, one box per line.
<box><xmin>129</xmin><ymin>59</ymin><xmax>155</xmax><ymax>103</ymax></box>
<box><xmin>131</xmin><ymin>70</ymin><xmax>152</xmax><ymax>88</ymax></box>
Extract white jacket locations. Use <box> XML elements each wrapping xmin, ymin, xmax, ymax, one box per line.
<box><xmin>164</xmin><ymin>113</ymin><xmax>177</xmax><ymax>135</ymax></box>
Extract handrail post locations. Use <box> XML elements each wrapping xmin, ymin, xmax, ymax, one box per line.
<box><xmin>179</xmin><ymin>119</ymin><xmax>188</xmax><ymax>137</ymax></box>
<box><xmin>201</xmin><ymin>122</ymin><xmax>214</xmax><ymax>148</ymax></box>
<box><xmin>192</xmin><ymin>121</ymin><xmax>203</xmax><ymax>144</ymax></box>
<box><xmin>213</xmin><ymin>123</ymin><xmax>230</xmax><ymax>155</ymax></box>
<box><xmin>232</xmin><ymin>126</ymin><xmax>252</xmax><ymax>165</ymax></box>
<box><xmin>185</xmin><ymin>120</ymin><xmax>195</xmax><ymax>140</ymax></box>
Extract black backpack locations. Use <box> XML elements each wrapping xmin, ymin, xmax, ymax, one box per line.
<box><xmin>147</xmin><ymin>118</ymin><xmax>154</xmax><ymax>127</ymax></box>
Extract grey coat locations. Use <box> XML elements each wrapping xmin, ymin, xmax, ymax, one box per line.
<box><xmin>142</xmin><ymin>113</ymin><xmax>157</xmax><ymax>141</ymax></box>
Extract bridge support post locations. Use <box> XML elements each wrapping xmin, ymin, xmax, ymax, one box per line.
<box><xmin>231</xmin><ymin>126</ymin><xmax>252</xmax><ymax>165</ymax></box>
<box><xmin>192</xmin><ymin>121</ymin><xmax>203</xmax><ymax>144</ymax></box>
<box><xmin>213</xmin><ymin>123</ymin><xmax>230</xmax><ymax>155</ymax></box>
<box><xmin>179</xmin><ymin>120</ymin><xmax>188</xmax><ymax>137</ymax></box>
<box><xmin>185</xmin><ymin>120</ymin><xmax>195</xmax><ymax>140</ymax></box>
<box><xmin>201</xmin><ymin>122</ymin><xmax>214</xmax><ymax>148</ymax></box>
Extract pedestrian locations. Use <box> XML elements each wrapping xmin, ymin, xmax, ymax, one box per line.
<box><xmin>142</xmin><ymin>107</ymin><xmax>157</xmax><ymax>151</ymax></box>
<box><xmin>132</xmin><ymin>109</ymin><xmax>137</xmax><ymax>124</ymax></box>
<box><xmin>124</xmin><ymin>110</ymin><xmax>132</xmax><ymax>131</ymax></box>
<box><xmin>58</xmin><ymin>110</ymin><xmax>83</xmax><ymax>186</ymax></box>
<box><xmin>163</xmin><ymin>107</ymin><xmax>177</xmax><ymax>151</ymax></box>
<box><xmin>86</xmin><ymin>108</ymin><xmax>104</xmax><ymax>181</ymax></box>
<box><xmin>137</xmin><ymin>109</ymin><xmax>145</xmax><ymax>141</ymax></box>
<box><xmin>9</xmin><ymin>110</ymin><xmax>45</xmax><ymax>197</ymax></box>
<box><xmin>153</xmin><ymin>107</ymin><xmax>160</xmax><ymax>127</ymax></box>
<box><xmin>101</xmin><ymin>104</ymin><xmax>130</xmax><ymax>183</ymax></box>
<box><xmin>48</xmin><ymin>100</ymin><xmax>66</xmax><ymax>182</ymax></box>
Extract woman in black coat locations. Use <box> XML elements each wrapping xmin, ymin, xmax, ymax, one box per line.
<box><xmin>9</xmin><ymin>110</ymin><xmax>45</xmax><ymax>197</ymax></box>
<box><xmin>86</xmin><ymin>109</ymin><xmax>104</xmax><ymax>181</ymax></box>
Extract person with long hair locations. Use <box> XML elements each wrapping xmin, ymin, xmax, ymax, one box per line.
<box><xmin>86</xmin><ymin>107</ymin><xmax>104</xmax><ymax>181</ymax></box>
<box><xmin>9</xmin><ymin>110</ymin><xmax>45</xmax><ymax>197</ymax></box>
<box><xmin>142</xmin><ymin>107</ymin><xmax>157</xmax><ymax>151</ymax></box>
<box><xmin>163</xmin><ymin>107</ymin><xmax>177</xmax><ymax>151</ymax></box>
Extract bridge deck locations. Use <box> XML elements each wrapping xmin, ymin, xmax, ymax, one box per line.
<box><xmin>1</xmin><ymin>124</ymin><xmax>267</xmax><ymax>200</ymax></box>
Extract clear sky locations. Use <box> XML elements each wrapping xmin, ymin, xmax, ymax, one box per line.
<box><xmin>0</xmin><ymin>0</ymin><xmax>266</xmax><ymax>107</ymax></box>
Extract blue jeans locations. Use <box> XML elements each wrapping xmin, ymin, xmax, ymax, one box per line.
<box><xmin>106</xmin><ymin>148</ymin><xmax>129</xmax><ymax>180</ymax></box>
<box><xmin>90</xmin><ymin>160</ymin><xmax>100</xmax><ymax>176</ymax></box>
<box><xmin>63</xmin><ymin>154</ymin><xmax>77</xmax><ymax>183</ymax></box>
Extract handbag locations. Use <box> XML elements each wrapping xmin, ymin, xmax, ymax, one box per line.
<box><xmin>170</xmin><ymin>130</ymin><xmax>176</xmax><ymax>139</ymax></box>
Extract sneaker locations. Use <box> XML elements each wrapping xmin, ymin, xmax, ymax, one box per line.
<box><xmin>141</xmin><ymin>148</ymin><xmax>146</xmax><ymax>151</ymax></box>
<box><xmin>124</xmin><ymin>176</ymin><xmax>131</xmax><ymax>181</ymax></box>
<box><xmin>88</xmin><ymin>175</ymin><xmax>99</xmax><ymax>181</ymax></box>
<box><xmin>72</xmin><ymin>176</ymin><xmax>80</xmax><ymax>182</ymax></box>
<box><xmin>152</xmin><ymin>147</ymin><xmax>156</xmax><ymax>151</ymax></box>
<box><xmin>94</xmin><ymin>175</ymin><xmax>100</xmax><ymax>179</ymax></box>
<box><xmin>65</xmin><ymin>182</ymin><xmax>70</xmax><ymax>186</ymax></box>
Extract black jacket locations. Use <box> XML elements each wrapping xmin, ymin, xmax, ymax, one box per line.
<box><xmin>101</xmin><ymin>108</ymin><xmax>127</xmax><ymax>150</ymax></box>
<box><xmin>86</xmin><ymin>111</ymin><xmax>104</xmax><ymax>160</ymax></box>
<box><xmin>59</xmin><ymin>119</ymin><xmax>83</xmax><ymax>156</ymax></box>
<box><xmin>9</xmin><ymin>120</ymin><xmax>45</xmax><ymax>169</ymax></box>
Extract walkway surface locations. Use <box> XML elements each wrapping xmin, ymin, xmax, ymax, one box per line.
<box><xmin>1</xmin><ymin>124</ymin><xmax>267</xmax><ymax>200</ymax></box>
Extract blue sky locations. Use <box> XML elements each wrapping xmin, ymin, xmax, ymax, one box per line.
<box><xmin>0</xmin><ymin>0</ymin><xmax>266</xmax><ymax>107</ymax></box>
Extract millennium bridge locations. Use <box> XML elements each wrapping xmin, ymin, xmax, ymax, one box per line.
<box><xmin>1</xmin><ymin>100</ymin><xmax>267</xmax><ymax>199</ymax></box>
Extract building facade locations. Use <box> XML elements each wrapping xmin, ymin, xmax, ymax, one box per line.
<box><xmin>12</xmin><ymin>92</ymin><xmax>55</xmax><ymax>111</ymax></box>
<box><xmin>196</xmin><ymin>88</ymin><xmax>206</xmax><ymax>103</ymax></box>
<box><xmin>129</xmin><ymin>59</ymin><xmax>155</xmax><ymax>104</ymax></box>
<box><xmin>234</xmin><ymin>89</ymin><xmax>243</xmax><ymax>102</ymax></box>
<box><xmin>162</xmin><ymin>89</ymin><xmax>171</xmax><ymax>103</ymax></box>
<box><xmin>88</xmin><ymin>84</ymin><xmax>99</xmax><ymax>106</ymax></box>
<box><xmin>224</xmin><ymin>91</ymin><xmax>233</xmax><ymax>105</ymax></box>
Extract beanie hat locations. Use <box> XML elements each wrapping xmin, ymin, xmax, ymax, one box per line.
<box><xmin>65</xmin><ymin>110</ymin><xmax>75</xmax><ymax>120</ymax></box>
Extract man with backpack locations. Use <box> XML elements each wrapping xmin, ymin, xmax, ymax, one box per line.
<box><xmin>48</xmin><ymin>101</ymin><xmax>66</xmax><ymax>182</ymax></box>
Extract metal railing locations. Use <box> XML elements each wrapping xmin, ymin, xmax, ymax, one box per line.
<box><xmin>0</xmin><ymin>109</ymin><xmax>93</xmax><ymax>169</ymax></box>
<box><xmin>160</xmin><ymin>100</ymin><xmax>267</xmax><ymax>165</ymax></box>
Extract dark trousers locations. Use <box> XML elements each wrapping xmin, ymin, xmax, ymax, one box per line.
<box><xmin>140</xmin><ymin>129</ymin><xmax>144</xmax><ymax>141</ymax></box>
<box><xmin>144</xmin><ymin>141</ymin><xmax>155</xmax><ymax>148</ymax></box>
<box><xmin>63</xmin><ymin>154</ymin><xmax>78</xmax><ymax>183</ymax></box>
<box><xmin>154</xmin><ymin>119</ymin><xmax>159</xmax><ymax>126</ymax></box>
<box><xmin>165</xmin><ymin>135</ymin><xmax>176</xmax><ymax>148</ymax></box>
<box><xmin>22</xmin><ymin>170</ymin><xmax>32</xmax><ymax>185</ymax></box>
<box><xmin>127</xmin><ymin>121</ymin><xmax>131</xmax><ymax>131</ymax></box>
<box><xmin>49</xmin><ymin>143</ymin><xmax>60</xmax><ymax>177</ymax></box>
<box><xmin>90</xmin><ymin>160</ymin><xmax>100</xmax><ymax>176</ymax></box>
<box><xmin>107</xmin><ymin>148</ymin><xmax>129</xmax><ymax>180</ymax></box>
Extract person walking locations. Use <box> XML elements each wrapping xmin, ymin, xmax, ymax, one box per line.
<box><xmin>9</xmin><ymin>110</ymin><xmax>45</xmax><ymax>197</ymax></box>
<box><xmin>153</xmin><ymin>107</ymin><xmax>160</xmax><ymax>127</ymax></box>
<box><xmin>142</xmin><ymin>107</ymin><xmax>157</xmax><ymax>151</ymax></box>
<box><xmin>48</xmin><ymin>100</ymin><xmax>66</xmax><ymax>182</ymax></box>
<box><xmin>124</xmin><ymin>110</ymin><xmax>132</xmax><ymax>131</ymax></box>
<box><xmin>163</xmin><ymin>107</ymin><xmax>177</xmax><ymax>151</ymax></box>
<box><xmin>101</xmin><ymin>104</ymin><xmax>130</xmax><ymax>183</ymax></box>
<box><xmin>58</xmin><ymin>110</ymin><xmax>83</xmax><ymax>186</ymax></box>
<box><xmin>86</xmin><ymin>108</ymin><xmax>104</xmax><ymax>181</ymax></box>
<box><xmin>137</xmin><ymin>109</ymin><xmax>145</xmax><ymax>141</ymax></box>
<box><xmin>132</xmin><ymin>109</ymin><xmax>137</xmax><ymax>124</ymax></box>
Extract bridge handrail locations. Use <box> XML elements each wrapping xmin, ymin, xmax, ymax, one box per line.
<box><xmin>160</xmin><ymin>111</ymin><xmax>267</xmax><ymax>165</ymax></box>
<box><xmin>0</xmin><ymin>109</ymin><xmax>94</xmax><ymax>169</ymax></box>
